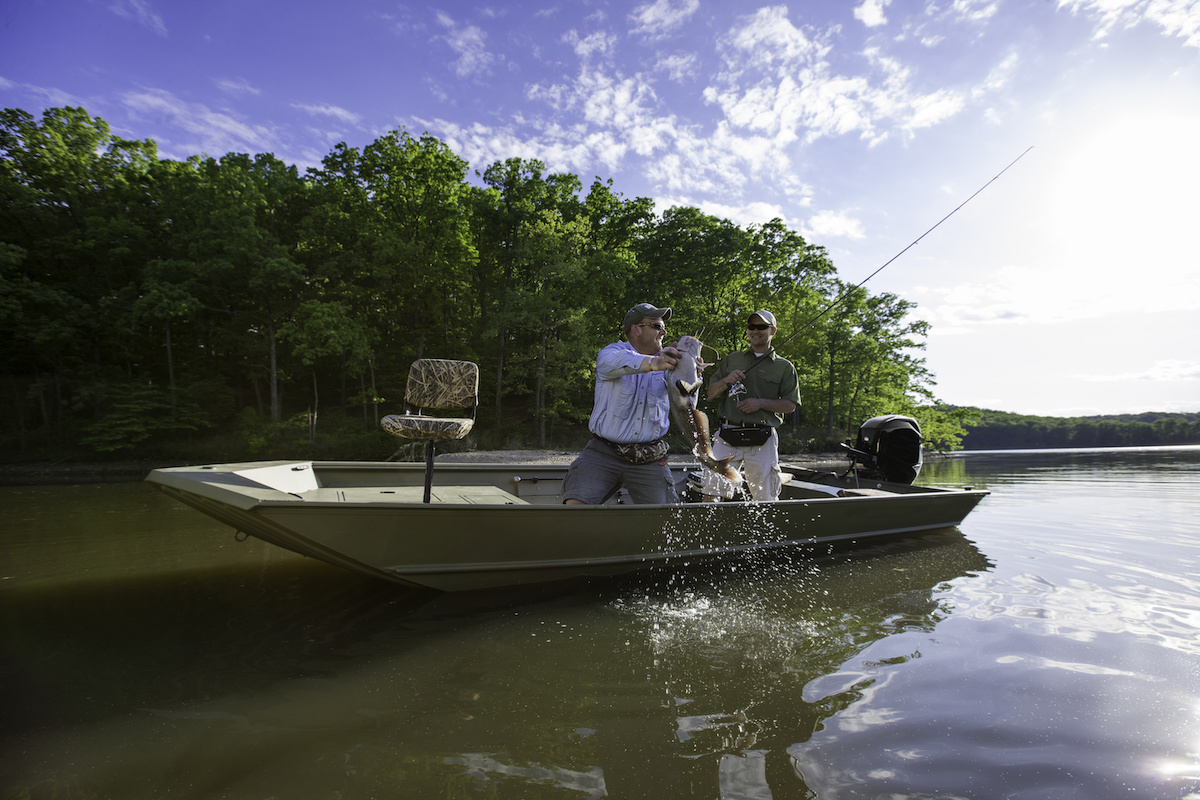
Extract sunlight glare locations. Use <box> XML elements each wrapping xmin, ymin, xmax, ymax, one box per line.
<box><xmin>1041</xmin><ymin>108</ymin><xmax>1200</xmax><ymax>317</ymax></box>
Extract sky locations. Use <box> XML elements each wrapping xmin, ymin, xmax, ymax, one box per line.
<box><xmin>2</xmin><ymin>0</ymin><xmax>1199</xmax><ymax>418</ymax></box>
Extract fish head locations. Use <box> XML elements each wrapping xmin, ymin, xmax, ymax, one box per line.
<box><xmin>674</xmin><ymin>335</ymin><xmax>704</xmax><ymax>360</ymax></box>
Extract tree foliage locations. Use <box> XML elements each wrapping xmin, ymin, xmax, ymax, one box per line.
<box><xmin>1</xmin><ymin>105</ymin><xmax>973</xmax><ymax>459</ymax></box>
<box><xmin>957</xmin><ymin>409</ymin><xmax>1200</xmax><ymax>449</ymax></box>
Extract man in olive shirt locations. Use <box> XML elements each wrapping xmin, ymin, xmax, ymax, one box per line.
<box><xmin>702</xmin><ymin>310</ymin><xmax>800</xmax><ymax>501</ymax></box>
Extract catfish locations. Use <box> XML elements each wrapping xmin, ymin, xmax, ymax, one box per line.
<box><xmin>667</xmin><ymin>336</ymin><xmax>742</xmax><ymax>484</ymax></box>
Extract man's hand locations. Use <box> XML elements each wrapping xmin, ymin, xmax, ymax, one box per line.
<box><xmin>649</xmin><ymin>347</ymin><xmax>681</xmax><ymax>371</ymax></box>
<box><xmin>736</xmin><ymin>397</ymin><xmax>765</xmax><ymax>413</ymax></box>
<box><xmin>736</xmin><ymin>397</ymin><xmax>797</xmax><ymax>414</ymax></box>
<box><xmin>722</xmin><ymin>369</ymin><xmax>746</xmax><ymax>387</ymax></box>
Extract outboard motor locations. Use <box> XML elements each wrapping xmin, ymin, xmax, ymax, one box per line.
<box><xmin>843</xmin><ymin>415</ymin><xmax>923</xmax><ymax>484</ymax></box>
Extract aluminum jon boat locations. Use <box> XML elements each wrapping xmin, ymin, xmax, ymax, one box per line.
<box><xmin>145</xmin><ymin>454</ymin><xmax>988</xmax><ymax>592</ymax></box>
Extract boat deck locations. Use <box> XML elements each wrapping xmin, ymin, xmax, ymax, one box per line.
<box><xmin>301</xmin><ymin>485</ymin><xmax>529</xmax><ymax>505</ymax></box>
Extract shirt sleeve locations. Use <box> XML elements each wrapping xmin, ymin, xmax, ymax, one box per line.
<box><xmin>781</xmin><ymin>361</ymin><xmax>801</xmax><ymax>404</ymax></box>
<box><xmin>597</xmin><ymin>343</ymin><xmax>646</xmax><ymax>380</ymax></box>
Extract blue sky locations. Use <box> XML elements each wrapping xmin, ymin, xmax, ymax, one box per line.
<box><xmin>3</xmin><ymin>0</ymin><xmax>1199</xmax><ymax>416</ymax></box>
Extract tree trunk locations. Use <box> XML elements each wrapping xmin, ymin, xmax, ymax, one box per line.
<box><xmin>267</xmin><ymin>317</ymin><xmax>280</xmax><ymax>423</ymax></box>
<box><xmin>165</xmin><ymin>320</ymin><xmax>176</xmax><ymax>391</ymax></box>
<box><xmin>494</xmin><ymin>325</ymin><xmax>505</xmax><ymax>428</ymax></box>
<box><xmin>369</xmin><ymin>358</ymin><xmax>379</xmax><ymax>426</ymax></box>
<box><xmin>310</xmin><ymin>369</ymin><xmax>319</xmax><ymax>443</ymax></box>
<box><xmin>536</xmin><ymin>315</ymin><xmax>547</xmax><ymax>448</ymax></box>
<box><xmin>360</xmin><ymin>371</ymin><xmax>369</xmax><ymax>423</ymax></box>
<box><xmin>826</xmin><ymin>351</ymin><xmax>837</xmax><ymax>435</ymax></box>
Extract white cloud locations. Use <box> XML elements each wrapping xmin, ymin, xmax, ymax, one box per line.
<box><xmin>629</xmin><ymin>0</ymin><xmax>700</xmax><ymax>37</ymax></box>
<box><xmin>1077</xmin><ymin>360</ymin><xmax>1200</xmax><ymax>382</ymax></box>
<box><xmin>0</xmin><ymin>77</ymin><xmax>84</xmax><ymax>108</ymax></box>
<box><xmin>972</xmin><ymin>51</ymin><xmax>1019</xmax><ymax>99</ymax></box>
<box><xmin>656</xmin><ymin>53</ymin><xmax>701</xmax><ymax>82</ymax></box>
<box><xmin>429</xmin><ymin>116</ymin><xmax>630</xmax><ymax>175</ymax></box>
<box><xmin>216</xmin><ymin>78</ymin><xmax>261</xmax><ymax>96</ymax></box>
<box><xmin>705</xmin><ymin>9</ymin><xmax>971</xmax><ymax>148</ymax></box>
<box><xmin>564</xmin><ymin>30</ymin><xmax>618</xmax><ymax>61</ymax></box>
<box><xmin>655</xmin><ymin>196</ymin><xmax>793</xmax><ymax>227</ymax></box>
<box><xmin>108</xmin><ymin>0</ymin><xmax>167</xmax><ymax>37</ymax></box>
<box><xmin>120</xmin><ymin>88</ymin><xmax>275</xmax><ymax>156</ymax></box>
<box><xmin>903</xmin><ymin>88</ymin><xmax>966</xmax><ymax>130</ymax></box>
<box><xmin>293</xmin><ymin>103</ymin><xmax>361</xmax><ymax>125</ymax></box>
<box><xmin>720</xmin><ymin>6</ymin><xmax>825</xmax><ymax>71</ymax></box>
<box><xmin>704</xmin><ymin>200</ymin><xmax>793</xmax><ymax>227</ymax></box>
<box><xmin>436</xmin><ymin>12</ymin><xmax>495</xmax><ymax>77</ymax></box>
<box><xmin>949</xmin><ymin>0</ymin><xmax>1000</xmax><ymax>22</ymax></box>
<box><xmin>802</xmin><ymin>210</ymin><xmax>867</xmax><ymax>240</ymax></box>
<box><xmin>1058</xmin><ymin>0</ymin><xmax>1200</xmax><ymax>46</ymax></box>
<box><xmin>854</xmin><ymin>0</ymin><xmax>892</xmax><ymax>28</ymax></box>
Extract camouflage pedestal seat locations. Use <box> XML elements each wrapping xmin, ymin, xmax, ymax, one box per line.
<box><xmin>381</xmin><ymin>359</ymin><xmax>479</xmax><ymax>503</ymax></box>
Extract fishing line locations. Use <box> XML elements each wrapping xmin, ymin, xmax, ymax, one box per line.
<box><xmin>771</xmin><ymin>145</ymin><xmax>1035</xmax><ymax>352</ymax></box>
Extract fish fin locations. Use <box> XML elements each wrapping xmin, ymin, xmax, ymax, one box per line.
<box><xmin>720</xmin><ymin>458</ymin><xmax>742</xmax><ymax>484</ymax></box>
<box><xmin>674</xmin><ymin>378</ymin><xmax>701</xmax><ymax>397</ymax></box>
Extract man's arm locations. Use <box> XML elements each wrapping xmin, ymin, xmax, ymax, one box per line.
<box><xmin>735</xmin><ymin>397</ymin><xmax>796</xmax><ymax>415</ymax></box>
<box><xmin>706</xmin><ymin>362</ymin><xmax>738</xmax><ymax>400</ymax></box>
<box><xmin>597</xmin><ymin>345</ymin><xmax>680</xmax><ymax>380</ymax></box>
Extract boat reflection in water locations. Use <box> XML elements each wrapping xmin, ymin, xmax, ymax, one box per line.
<box><xmin>596</xmin><ymin>530</ymin><xmax>993</xmax><ymax>797</ymax></box>
<box><xmin>276</xmin><ymin>529</ymin><xmax>991</xmax><ymax>798</ymax></box>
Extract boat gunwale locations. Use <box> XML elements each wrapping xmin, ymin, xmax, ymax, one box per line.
<box><xmin>247</xmin><ymin>490</ymin><xmax>986</xmax><ymax>509</ymax></box>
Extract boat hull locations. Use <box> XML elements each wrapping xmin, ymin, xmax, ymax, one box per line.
<box><xmin>147</xmin><ymin>460</ymin><xmax>988</xmax><ymax>591</ymax></box>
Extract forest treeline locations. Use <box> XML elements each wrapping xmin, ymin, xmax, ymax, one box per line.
<box><xmin>0</xmin><ymin>105</ymin><xmax>1103</xmax><ymax>464</ymax></box>
<box><xmin>957</xmin><ymin>409</ymin><xmax>1200</xmax><ymax>450</ymax></box>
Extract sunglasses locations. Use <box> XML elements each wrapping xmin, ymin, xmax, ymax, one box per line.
<box><xmin>747</xmin><ymin>323</ymin><xmax>771</xmax><ymax>331</ymax></box>
<box><xmin>637</xmin><ymin>322</ymin><xmax>667</xmax><ymax>331</ymax></box>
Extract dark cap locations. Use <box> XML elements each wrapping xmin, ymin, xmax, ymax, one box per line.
<box><xmin>623</xmin><ymin>302</ymin><xmax>672</xmax><ymax>334</ymax></box>
<box><xmin>749</xmin><ymin>309</ymin><xmax>777</xmax><ymax>327</ymax></box>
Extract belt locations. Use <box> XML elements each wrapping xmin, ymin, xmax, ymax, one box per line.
<box><xmin>592</xmin><ymin>433</ymin><xmax>663</xmax><ymax>448</ymax></box>
<box><xmin>720</xmin><ymin>421</ymin><xmax>772</xmax><ymax>429</ymax></box>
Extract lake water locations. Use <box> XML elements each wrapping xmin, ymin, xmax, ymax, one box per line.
<box><xmin>2</xmin><ymin>447</ymin><xmax>1199</xmax><ymax>799</ymax></box>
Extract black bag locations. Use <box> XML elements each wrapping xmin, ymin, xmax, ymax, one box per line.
<box><xmin>718</xmin><ymin>425</ymin><xmax>772</xmax><ymax>447</ymax></box>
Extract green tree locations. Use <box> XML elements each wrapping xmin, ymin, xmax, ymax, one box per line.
<box><xmin>348</xmin><ymin>130</ymin><xmax>478</xmax><ymax>420</ymax></box>
<box><xmin>472</xmin><ymin>158</ymin><xmax>582</xmax><ymax>435</ymax></box>
<box><xmin>0</xmin><ymin>106</ymin><xmax>159</xmax><ymax>447</ymax></box>
<box><xmin>631</xmin><ymin>206</ymin><xmax>751</xmax><ymax>339</ymax></box>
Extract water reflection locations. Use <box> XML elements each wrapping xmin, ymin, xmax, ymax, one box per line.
<box><xmin>607</xmin><ymin>533</ymin><xmax>991</xmax><ymax>797</ymax></box>
<box><xmin>920</xmin><ymin>444</ymin><xmax>1200</xmax><ymax>489</ymax></box>
<box><xmin>0</xmin><ymin>477</ymin><xmax>991</xmax><ymax>799</ymax></box>
<box><xmin>5</xmin><ymin>449</ymin><xmax>1198</xmax><ymax>798</ymax></box>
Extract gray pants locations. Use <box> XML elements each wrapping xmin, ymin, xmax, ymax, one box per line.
<box><xmin>560</xmin><ymin>439</ymin><xmax>678</xmax><ymax>504</ymax></box>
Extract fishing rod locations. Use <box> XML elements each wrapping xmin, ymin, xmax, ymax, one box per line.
<box><xmin>767</xmin><ymin>145</ymin><xmax>1035</xmax><ymax>353</ymax></box>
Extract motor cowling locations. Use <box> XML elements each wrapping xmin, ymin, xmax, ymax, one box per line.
<box><xmin>847</xmin><ymin>415</ymin><xmax>923</xmax><ymax>484</ymax></box>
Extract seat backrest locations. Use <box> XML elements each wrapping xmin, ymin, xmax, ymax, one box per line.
<box><xmin>405</xmin><ymin>359</ymin><xmax>478</xmax><ymax>412</ymax></box>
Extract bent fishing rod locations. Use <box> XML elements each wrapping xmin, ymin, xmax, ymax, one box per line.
<box><xmin>764</xmin><ymin>144</ymin><xmax>1035</xmax><ymax>355</ymax></box>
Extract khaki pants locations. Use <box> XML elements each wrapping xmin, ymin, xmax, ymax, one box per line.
<box><xmin>700</xmin><ymin>427</ymin><xmax>782</xmax><ymax>501</ymax></box>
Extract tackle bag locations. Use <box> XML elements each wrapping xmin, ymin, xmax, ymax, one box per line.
<box><xmin>718</xmin><ymin>425</ymin><xmax>773</xmax><ymax>447</ymax></box>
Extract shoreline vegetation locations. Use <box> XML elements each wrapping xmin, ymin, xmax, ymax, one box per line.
<box><xmin>2</xmin><ymin>106</ymin><xmax>964</xmax><ymax>460</ymax></box>
<box><xmin>4</xmin><ymin>436</ymin><xmax>1199</xmax><ymax>486</ymax></box>
<box><xmin>3</xmin><ymin>408</ymin><xmax>1198</xmax><ymax>486</ymax></box>
<box><xmin>4</xmin><ymin>108</ymin><xmax>1198</xmax><ymax>466</ymax></box>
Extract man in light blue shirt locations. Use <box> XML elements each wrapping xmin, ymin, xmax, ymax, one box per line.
<box><xmin>561</xmin><ymin>303</ymin><xmax>682</xmax><ymax>504</ymax></box>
